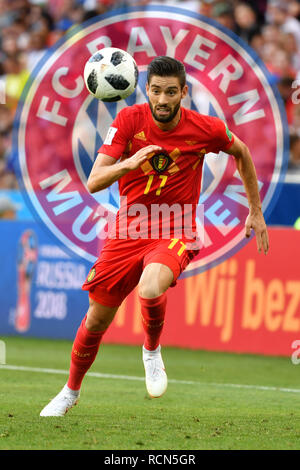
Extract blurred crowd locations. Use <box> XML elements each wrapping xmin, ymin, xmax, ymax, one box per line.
<box><xmin>1</xmin><ymin>0</ymin><xmax>300</xmax><ymax>194</ymax></box>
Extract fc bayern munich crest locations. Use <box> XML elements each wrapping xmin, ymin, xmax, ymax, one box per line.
<box><xmin>13</xmin><ymin>5</ymin><xmax>288</xmax><ymax>276</ymax></box>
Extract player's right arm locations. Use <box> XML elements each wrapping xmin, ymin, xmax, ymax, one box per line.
<box><xmin>87</xmin><ymin>145</ymin><xmax>161</xmax><ymax>193</ymax></box>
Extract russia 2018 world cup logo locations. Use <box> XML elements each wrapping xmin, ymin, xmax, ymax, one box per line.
<box><xmin>13</xmin><ymin>5</ymin><xmax>288</xmax><ymax>276</ymax></box>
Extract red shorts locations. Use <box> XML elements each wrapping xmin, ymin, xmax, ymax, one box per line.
<box><xmin>82</xmin><ymin>237</ymin><xmax>199</xmax><ymax>307</ymax></box>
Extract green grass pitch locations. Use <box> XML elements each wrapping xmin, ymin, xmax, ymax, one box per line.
<box><xmin>0</xmin><ymin>336</ymin><xmax>300</xmax><ymax>450</ymax></box>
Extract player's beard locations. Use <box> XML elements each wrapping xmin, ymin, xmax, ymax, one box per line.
<box><xmin>149</xmin><ymin>101</ymin><xmax>181</xmax><ymax>123</ymax></box>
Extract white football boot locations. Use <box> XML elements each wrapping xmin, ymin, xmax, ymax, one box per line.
<box><xmin>143</xmin><ymin>345</ymin><xmax>168</xmax><ymax>398</ymax></box>
<box><xmin>40</xmin><ymin>384</ymin><xmax>80</xmax><ymax>417</ymax></box>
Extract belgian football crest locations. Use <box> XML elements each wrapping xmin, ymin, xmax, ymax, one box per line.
<box><xmin>150</xmin><ymin>152</ymin><xmax>171</xmax><ymax>173</ymax></box>
<box><xmin>13</xmin><ymin>5</ymin><xmax>288</xmax><ymax>275</ymax></box>
<box><xmin>87</xmin><ymin>268</ymin><xmax>96</xmax><ymax>282</ymax></box>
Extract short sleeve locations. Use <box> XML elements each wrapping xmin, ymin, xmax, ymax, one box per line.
<box><xmin>97</xmin><ymin>107</ymin><xmax>132</xmax><ymax>160</ymax></box>
<box><xmin>209</xmin><ymin>117</ymin><xmax>234</xmax><ymax>153</ymax></box>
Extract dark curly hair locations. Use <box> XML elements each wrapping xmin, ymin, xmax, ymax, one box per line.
<box><xmin>147</xmin><ymin>56</ymin><xmax>186</xmax><ymax>89</ymax></box>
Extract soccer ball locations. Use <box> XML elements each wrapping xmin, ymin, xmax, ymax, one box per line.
<box><xmin>84</xmin><ymin>47</ymin><xmax>139</xmax><ymax>102</ymax></box>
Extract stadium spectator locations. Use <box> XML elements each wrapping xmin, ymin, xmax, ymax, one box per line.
<box><xmin>0</xmin><ymin>196</ymin><xmax>17</xmax><ymax>218</ymax></box>
<box><xmin>1</xmin><ymin>53</ymin><xmax>30</xmax><ymax>111</ymax></box>
<box><xmin>0</xmin><ymin>100</ymin><xmax>15</xmax><ymax>189</ymax></box>
<box><xmin>288</xmin><ymin>0</ymin><xmax>300</xmax><ymax>21</ymax></box>
<box><xmin>288</xmin><ymin>133</ymin><xmax>300</xmax><ymax>171</ymax></box>
<box><xmin>266</xmin><ymin>0</ymin><xmax>300</xmax><ymax>48</ymax></box>
<box><xmin>290</xmin><ymin>103</ymin><xmax>300</xmax><ymax>135</ymax></box>
<box><xmin>234</xmin><ymin>2</ymin><xmax>262</xmax><ymax>43</ymax></box>
<box><xmin>0</xmin><ymin>105</ymin><xmax>13</xmax><ymax>134</ymax></box>
<box><xmin>245</xmin><ymin>0</ymin><xmax>268</xmax><ymax>26</ymax></box>
<box><xmin>25</xmin><ymin>30</ymin><xmax>48</xmax><ymax>72</ymax></box>
<box><xmin>279</xmin><ymin>31</ymin><xmax>300</xmax><ymax>71</ymax></box>
<box><xmin>277</xmin><ymin>76</ymin><xmax>296</xmax><ymax>126</ymax></box>
<box><xmin>0</xmin><ymin>160</ymin><xmax>18</xmax><ymax>189</ymax></box>
<box><xmin>211</xmin><ymin>1</ymin><xmax>236</xmax><ymax>31</ymax></box>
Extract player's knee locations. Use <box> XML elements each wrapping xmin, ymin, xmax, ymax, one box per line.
<box><xmin>139</xmin><ymin>263</ymin><xmax>173</xmax><ymax>298</ymax></box>
<box><xmin>85</xmin><ymin>312</ymin><xmax>107</xmax><ymax>332</ymax></box>
<box><xmin>86</xmin><ymin>297</ymin><xmax>117</xmax><ymax>331</ymax></box>
<box><xmin>138</xmin><ymin>283</ymin><xmax>162</xmax><ymax>299</ymax></box>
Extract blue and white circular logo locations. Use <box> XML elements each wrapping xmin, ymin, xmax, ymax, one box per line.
<box><xmin>13</xmin><ymin>5</ymin><xmax>288</xmax><ymax>274</ymax></box>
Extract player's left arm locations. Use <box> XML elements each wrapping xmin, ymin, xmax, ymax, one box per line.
<box><xmin>224</xmin><ymin>133</ymin><xmax>269</xmax><ymax>255</ymax></box>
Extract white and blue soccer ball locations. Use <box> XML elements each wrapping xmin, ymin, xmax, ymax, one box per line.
<box><xmin>84</xmin><ymin>47</ymin><xmax>139</xmax><ymax>102</ymax></box>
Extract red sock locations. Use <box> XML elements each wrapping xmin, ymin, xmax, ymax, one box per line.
<box><xmin>139</xmin><ymin>293</ymin><xmax>167</xmax><ymax>351</ymax></box>
<box><xmin>67</xmin><ymin>315</ymin><xmax>106</xmax><ymax>391</ymax></box>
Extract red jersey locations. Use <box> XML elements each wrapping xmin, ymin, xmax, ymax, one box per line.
<box><xmin>98</xmin><ymin>103</ymin><xmax>234</xmax><ymax>241</ymax></box>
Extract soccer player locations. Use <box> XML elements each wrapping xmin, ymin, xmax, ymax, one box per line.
<box><xmin>40</xmin><ymin>56</ymin><xmax>269</xmax><ymax>416</ymax></box>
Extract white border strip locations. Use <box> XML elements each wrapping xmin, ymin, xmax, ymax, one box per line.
<box><xmin>1</xmin><ymin>364</ymin><xmax>299</xmax><ymax>394</ymax></box>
